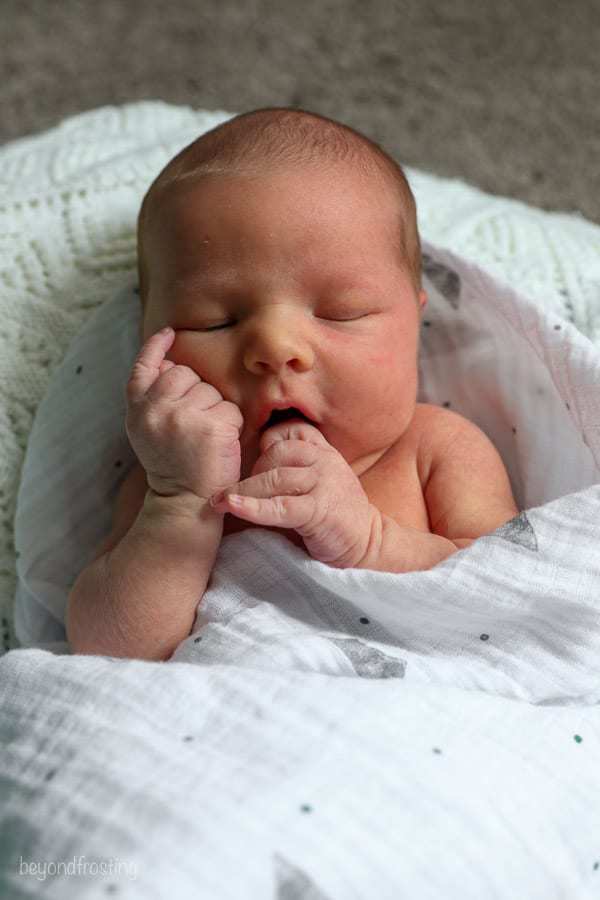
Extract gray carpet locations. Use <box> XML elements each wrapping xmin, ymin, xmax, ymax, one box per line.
<box><xmin>2</xmin><ymin>0</ymin><xmax>599</xmax><ymax>224</ymax></box>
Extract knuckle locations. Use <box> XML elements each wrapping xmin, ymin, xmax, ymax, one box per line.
<box><xmin>289</xmin><ymin>470</ymin><xmax>307</xmax><ymax>495</ymax></box>
<box><xmin>274</xmin><ymin>495</ymin><xmax>290</xmax><ymax>518</ymax></box>
<box><xmin>169</xmin><ymin>366</ymin><xmax>200</xmax><ymax>388</ymax></box>
<box><xmin>169</xmin><ymin>408</ymin><xmax>196</xmax><ymax>434</ymax></box>
<box><xmin>268</xmin><ymin>467</ymin><xmax>285</xmax><ymax>492</ymax></box>
<box><xmin>169</xmin><ymin>363</ymin><xmax>194</xmax><ymax>377</ymax></box>
<box><xmin>141</xmin><ymin>405</ymin><xmax>163</xmax><ymax>427</ymax></box>
<box><xmin>294</xmin><ymin>441</ymin><xmax>318</xmax><ymax>462</ymax></box>
<box><xmin>193</xmin><ymin>385</ymin><xmax>223</xmax><ymax>408</ymax></box>
<box><xmin>218</xmin><ymin>399</ymin><xmax>244</xmax><ymax>427</ymax></box>
<box><xmin>263</xmin><ymin>440</ymin><xmax>286</xmax><ymax>463</ymax></box>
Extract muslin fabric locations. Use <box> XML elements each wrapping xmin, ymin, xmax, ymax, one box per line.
<box><xmin>2</xmin><ymin>102</ymin><xmax>600</xmax><ymax>899</ymax></box>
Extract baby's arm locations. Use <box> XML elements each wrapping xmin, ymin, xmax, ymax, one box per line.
<box><xmin>66</xmin><ymin>470</ymin><xmax>224</xmax><ymax>661</ymax></box>
<box><xmin>422</xmin><ymin>408</ymin><xmax>519</xmax><ymax>544</ymax></box>
<box><xmin>67</xmin><ymin>323</ymin><xmax>243</xmax><ymax>661</ymax></box>
<box><xmin>355</xmin><ymin>408</ymin><xmax>519</xmax><ymax>573</ymax></box>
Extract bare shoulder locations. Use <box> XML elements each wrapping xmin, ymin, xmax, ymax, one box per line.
<box><xmin>415</xmin><ymin>402</ymin><xmax>506</xmax><ymax>461</ymax></box>
<box><xmin>415</xmin><ymin>401</ymin><xmax>482</xmax><ymax>442</ymax></box>
<box><xmin>411</xmin><ymin>403</ymin><xmax>465</xmax><ymax>486</ymax></box>
<box><xmin>413</xmin><ymin>403</ymin><xmax>519</xmax><ymax>540</ymax></box>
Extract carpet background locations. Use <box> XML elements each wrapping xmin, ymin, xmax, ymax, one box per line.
<box><xmin>2</xmin><ymin>0</ymin><xmax>599</xmax><ymax>224</ymax></box>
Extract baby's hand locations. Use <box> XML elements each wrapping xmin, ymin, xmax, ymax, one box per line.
<box><xmin>209</xmin><ymin>421</ymin><xmax>380</xmax><ymax>568</ymax></box>
<box><xmin>125</xmin><ymin>327</ymin><xmax>244</xmax><ymax>500</ymax></box>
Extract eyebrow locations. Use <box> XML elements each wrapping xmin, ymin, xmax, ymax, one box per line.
<box><xmin>171</xmin><ymin>267</ymin><xmax>380</xmax><ymax>301</ymax></box>
<box><xmin>319</xmin><ymin>276</ymin><xmax>378</xmax><ymax>296</ymax></box>
<box><xmin>169</xmin><ymin>273</ymin><xmax>240</xmax><ymax>303</ymax></box>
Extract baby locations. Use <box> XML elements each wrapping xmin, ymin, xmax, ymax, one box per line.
<box><xmin>66</xmin><ymin>107</ymin><xmax>519</xmax><ymax>661</ymax></box>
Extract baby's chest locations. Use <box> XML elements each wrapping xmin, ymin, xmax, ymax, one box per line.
<box><xmin>361</xmin><ymin>449</ymin><xmax>432</xmax><ymax>534</ymax></box>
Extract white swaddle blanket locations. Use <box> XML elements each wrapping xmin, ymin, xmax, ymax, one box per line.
<box><xmin>13</xmin><ymin>240</ymin><xmax>600</xmax><ymax>705</ymax></box>
<box><xmin>3</xmin><ymin>104</ymin><xmax>600</xmax><ymax>898</ymax></box>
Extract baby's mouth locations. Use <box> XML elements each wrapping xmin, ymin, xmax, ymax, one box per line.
<box><xmin>259</xmin><ymin>407</ymin><xmax>315</xmax><ymax>432</ymax></box>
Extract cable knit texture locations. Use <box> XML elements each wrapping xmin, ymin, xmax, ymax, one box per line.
<box><xmin>2</xmin><ymin>100</ymin><xmax>600</xmax><ymax>653</ymax></box>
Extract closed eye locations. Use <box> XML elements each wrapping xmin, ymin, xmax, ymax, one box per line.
<box><xmin>322</xmin><ymin>314</ymin><xmax>369</xmax><ymax>321</ymax></box>
<box><xmin>316</xmin><ymin>313</ymin><xmax>374</xmax><ymax>327</ymax></box>
<box><xmin>193</xmin><ymin>312</ymin><xmax>371</xmax><ymax>331</ymax></box>
<box><xmin>203</xmin><ymin>321</ymin><xmax>234</xmax><ymax>331</ymax></box>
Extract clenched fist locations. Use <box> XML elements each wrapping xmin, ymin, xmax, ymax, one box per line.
<box><xmin>125</xmin><ymin>327</ymin><xmax>244</xmax><ymax>501</ymax></box>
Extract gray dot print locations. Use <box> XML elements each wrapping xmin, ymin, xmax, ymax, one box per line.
<box><xmin>493</xmin><ymin>511</ymin><xmax>538</xmax><ymax>550</ymax></box>
<box><xmin>327</xmin><ymin>637</ymin><xmax>407</xmax><ymax>679</ymax></box>
<box><xmin>422</xmin><ymin>253</ymin><xmax>461</xmax><ymax>308</ymax></box>
<box><xmin>274</xmin><ymin>853</ymin><xmax>333</xmax><ymax>899</ymax></box>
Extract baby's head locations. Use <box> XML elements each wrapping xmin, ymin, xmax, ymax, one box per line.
<box><xmin>136</xmin><ymin>107</ymin><xmax>428</xmax><ymax>477</ymax></box>
<box><xmin>138</xmin><ymin>107</ymin><xmax>424</xmax><ymax>310</ymax></box>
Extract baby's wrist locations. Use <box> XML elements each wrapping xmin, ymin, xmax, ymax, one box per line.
<box><xmin>143</xmin><ymin>488</ymin><xmax>224</xmax><ymax>524</ymax></box>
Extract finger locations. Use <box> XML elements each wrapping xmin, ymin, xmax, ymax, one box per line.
<box><xmin>259</xmin><ymin>420</ymin><xmax>330</xmax><ymax>454</ymax></box>
<box><xmin>212</xmin><ymin>491</ymin><xmax>316</xmax><ymax>529</ymax></box>
<box><xmin>214</xmin><ymin>398</ymin><xmax>245</xmax><ymax>434</ymax></box>
<box><xmin>150</xmin><ymin>370</ymin><xmax>219</xmax><ymax>405</ymax></box>
<box><xmin>127</xmin><ymin>328</ymin><xmax>175</xmax><ymax>400</ymax></box>
<box><xmin>159</xmin><ymin>360</ymin><xmax>176</xmax><ymax>374</ymax></box>
<box><xmin>210</xmin><ymin>465</ymin><xmax>316</xmax><ymax>508</ymax></box>
<box><xmin>250</xmin><ymin>438</ymin><xmax>319</xmax><ymax>477</ymax></box>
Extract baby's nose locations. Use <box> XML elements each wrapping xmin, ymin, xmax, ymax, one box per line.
<box><xmin>243</xmin><ymin>319</ymin><xmax>314</xmax><ymax>374</ymax></box>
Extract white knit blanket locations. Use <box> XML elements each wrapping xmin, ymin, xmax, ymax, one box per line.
<box><xmin>2</xmin><ymin>103</ymin><xmax>600</xmax><ymax>899</ymax></box>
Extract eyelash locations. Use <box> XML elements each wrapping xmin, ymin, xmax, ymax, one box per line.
<box><xmin>201</xmin><ymin>314</ymin><xmax>368</xmax><ymax>331</ymax></box>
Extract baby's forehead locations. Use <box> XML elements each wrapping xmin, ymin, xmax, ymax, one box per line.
<box><xmin>155</xmin><ymin>157</ymin><xmax>393</xmax><ymax>209</ymax></box>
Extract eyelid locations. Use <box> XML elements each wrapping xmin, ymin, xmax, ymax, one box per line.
<box><xmin>204</xmin><ymin>321</ymin><xmax>233</xmax><ymax>331</ymax></box>
<box><xmin>318</xmin><ymin>312</ymin><xmax>371</xmax><ymax>323</ymax></box>
<box><xmin>188</xmin><ymin>308</ymin><xmax>373</xmax><ymax>331</ymax></box>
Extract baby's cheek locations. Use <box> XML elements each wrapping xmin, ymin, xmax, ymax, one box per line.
<box><xmin>369</xmin><ymin>349</ymin><xmax>393</xmax><ymax>366</ymax></box>
<box><xmin>167</xmin><ymin>334</ymin><xmax>212</xmax><ymax>376</ymax></box>
<box><xmin>369</xmin><ymin>354</ymin><xmax>418</xmax><ymax>413</ymax></box>
<box><xmin>365</xmin><ymin>348</ymin><xmax>404</xmax><ymax>373</ymax></box>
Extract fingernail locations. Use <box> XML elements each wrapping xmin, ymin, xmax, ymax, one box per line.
<box><xmin>209</xmin><ymin>491</ymin><xmax>224</xmax><ymax>507</ymax></box>
<box><xmin>160</xmin><ymin>326</ymin><xmax>172</xmax><ymax>336</ymax></box>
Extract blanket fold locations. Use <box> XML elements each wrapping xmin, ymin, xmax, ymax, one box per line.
<box><xmin>1</xmin><ymin>645</ymin><xmax>599</xmax><ymax>898</ymax></box>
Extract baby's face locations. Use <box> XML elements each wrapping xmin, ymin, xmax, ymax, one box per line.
<box><xmin>141</xmin><ymin>164</ymin><xmax>427</xmax><ymax>479</ymax></box>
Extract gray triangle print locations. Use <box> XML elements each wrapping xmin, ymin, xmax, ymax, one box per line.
<box><xmin>274</xmin><ymin>853</ymin><xmax>333</xmax><ymax>899</ymax></box>
<box><xmin>327</xmin><ymin>637</ymin><xmax>407</xmax><ymax>679</ymax></box>
<box><xmin>493</xmin><ymin>511</ymin><xmax>538</xmax><ymax>550</ymax></box>
<box><xmin>422</xmin><ymin>253</ymin><xmax>461</xmax><ymax>307</ymax></box>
